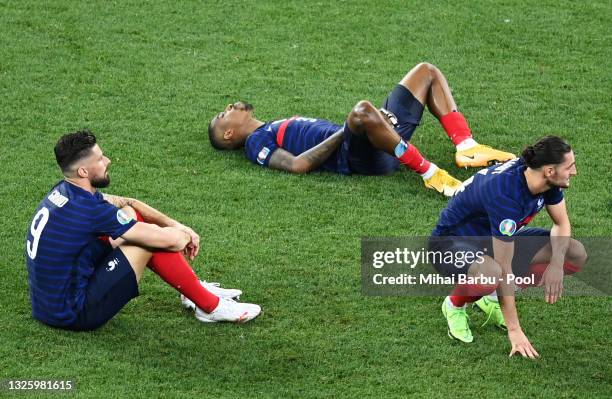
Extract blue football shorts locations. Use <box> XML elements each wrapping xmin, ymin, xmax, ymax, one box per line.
<box><xmin>342</xmin><ymin>84</ymin><xmax>425</xmax><ymax>175</ymax></box>
<box><xmin>68</xmin><ymin>239</ymin><xmax>139</xmax><ymax>331</ymax></box>
<box><xmin>428</xmin><ymin>228</ymin><xmax>551</xmax><ymax>277</ymax></box>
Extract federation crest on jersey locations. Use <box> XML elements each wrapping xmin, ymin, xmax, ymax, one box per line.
<box><xmin>106</xmin><ymin>258</ymin><xmax>119</xmax><ymax>271</ymax></box>
<box><xmin>116</xmin><ymin>209</ymin><xmax>132</xmax><ymax>225</ymax></box>
<box><xmin>257</xmin><ymin>147</ymin><xmax>270</xmax><ymax>165</ymax></box>
<box><xmin>499</xmin><ymin>219</ymin><xmax>517</xmax><ymax>236</ymax></box>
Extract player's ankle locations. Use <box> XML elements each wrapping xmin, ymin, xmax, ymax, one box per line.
<box><xmin>456</xmin><ymin>138</ymin><xmax>478</xmax><ymax>151</ymax></box>
<box><xmin>420</xmin><ymin>163</ymin><xmax>438</xmax><ymax>180</ymax></box>
<box><xmin>446</xmin><ymin>296</ymin><xmax>466</xmax><ymax>310</ymax></box>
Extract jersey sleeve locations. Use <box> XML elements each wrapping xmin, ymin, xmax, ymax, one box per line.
<box><xmin>484</xmin><ymin>195</ymin><xmax>524</xmax><ymax>240</ymax></box>
<box><xmin>244</xmin><ymin>130</ymin><xmax>279</xmax><ymax>167</ymax></box>
<box><xmin>543</xmin><ymin>187</ymin><xmax>564</xmax><ymax>205</ymax></box>
<box><xmin>90</xmin><ymin>198</ymin><xmax>137</xmax><ymax>239</ymax></box>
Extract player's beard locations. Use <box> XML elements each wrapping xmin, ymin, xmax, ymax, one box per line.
<box><xmin>546</xmin><ymin>175</ymin><xmax>569</xmax><ymax>189</ymax></box>
<box><xmin>91</xmin><ymin>172</ymin><xmax>110</xmax><ymax>188</ymax></box>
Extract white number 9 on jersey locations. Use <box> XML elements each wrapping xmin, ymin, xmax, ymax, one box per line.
<box><xmin>27</xmin><ymin>207</ymin><xmax>49</xmax><ymax>260</ymax></box>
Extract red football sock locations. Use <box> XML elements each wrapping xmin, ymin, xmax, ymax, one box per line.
<box><xmin>148</xmin><ymin>252</ymin><xmax>220</xmax><ymax>313</ymax></box>
<box><xmin>449</xmin><ymin>283</ymin><xmax>498</xmax><ymax>307</ymax></box>
<box><xmin>398</xmin><ymin>143</ymin><xmax>431</xmax><ymax>175</ymax></box>
<box><xmin>133</xmin><ymin>210</ymin><xmax>220</xmax><ymax>313</ymax></box>
<box><xmin>563</xmin><ymin>262</ymin><xmax>581</xmax><ymax>275</ymax></box>
<box><xmin>440</xmin><ymin>111</ymin><xmax>473</xmax><ymax>146</ymax></box>
<box><xmin>517</xmin><ymin>262</ymin><xmax>581</xmax><ymax>289</ymax></box>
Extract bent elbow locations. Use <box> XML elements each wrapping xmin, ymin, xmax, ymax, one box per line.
<box><xmin>291</xmin><ymin>158</ymin><xmax>311</xmax><ymax>174</ymax></box>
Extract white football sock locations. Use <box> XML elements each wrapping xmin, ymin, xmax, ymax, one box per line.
<box><xmin>446</xmin><ymin>296</ymin><xmax>466</xmax><ymax>310</ymax></box>
<box><xmin>420</xmin><ymin>163</ymin><xmax>438</xmax><ymax>180</ymax></box>
<box><xmin>487</xmin><ymin>292</ymin><xmax>498</xmax><ymax>302</ymax></box>
<box><xmin>456</xmin><ymin>138</ymin><xmax>478</xmax><ymax>151</ymax></box>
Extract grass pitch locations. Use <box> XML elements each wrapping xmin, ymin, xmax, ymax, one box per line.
<box><xmin>1</xmin><ymin>1</ymin><xmax>610</xmax><ymax>397</ymax></box>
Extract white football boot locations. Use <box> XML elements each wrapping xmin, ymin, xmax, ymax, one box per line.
<box><xmin>195</xmin><ymin>298</ymin><xmax>261</xmax><ymax>323</ymax></box>
<box><xmin>181</xmin><ymin>280</ymin><xmax>242</xmax><ymax>310</ymax></box>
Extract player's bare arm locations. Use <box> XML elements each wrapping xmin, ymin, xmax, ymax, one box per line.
<box><xmin>121</xmin><ymin>222</ymin><xmax>191</xmax><ymax>252</ymax></box>
<box><xmin>493</xmin><ymin>238</ymin><xmax>540</xmax><ymax>359</ymax></box>
<box><xmin>103</xmin><ymin>193</ymin><xmax>178</xmax><ymax>227</ymax></box>
<box><xmin>103</xmin><ymin>193</ymin><xmax>200</xmax><ymax>259</ymax></box>
<box><xmin>268</xmin><ymin>128</ymin><xmax>344</xmax><ymax>173</ymax></box>
<box><xmin>539</xmin><ymin>199</ymin><xmax>571</xmax><ymax>304</ymax></box>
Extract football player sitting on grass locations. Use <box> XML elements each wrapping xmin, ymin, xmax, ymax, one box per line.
<box><xmin>208</xmin><ymin>62</ymin><xmax>515</xmax><ymax>197</ymax></box>
<box><xmin>26</xmin><ymin>130</ymin><xmax>261</xmax><ymax>331</ymax></box>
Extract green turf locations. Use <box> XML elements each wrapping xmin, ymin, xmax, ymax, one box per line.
<box><xmin>1</xmin><ymin>0</ymin><xmax>611</xmax><ymax>397</ymax></box>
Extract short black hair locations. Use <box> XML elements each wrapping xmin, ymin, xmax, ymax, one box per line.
<box><xmin>521</xmin><ymin>135</ymin><xmax>571</xmax><ymax>169</ymax></box>
<box><xmin>208</xmin><ymin>118</ymin><xmax>240</xmax><ymax>150</ymax></box>
<box><xmin>54</xmin><ymin>129</ymin><xmax>97</xmax><ymax>172</ymax></box>
<box><xmin>208</xmin><ymin>119</ymin><xmax>225</xmax><ymax>150</ymax></box>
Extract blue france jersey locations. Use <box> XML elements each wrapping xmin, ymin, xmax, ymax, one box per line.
<box><xmin>432</xmin><ymin>158</ymin><xmax>564</xmax><ymax>238</ymax></box>
<box><xmin>244</xmin><ymin>117</ymin><xmax>349</xmax><ymax>174</ymax></box>
<box><xmin>25</xmin><ymin>181</ymin><xmax>136</xmax><ymax>326</ymax></box>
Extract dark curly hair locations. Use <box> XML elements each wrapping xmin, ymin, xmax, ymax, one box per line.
<box><xmin>54</xmin><ymin>129</ymin><xmax>97</xmax><ymax>173</ymax></box>
<box><xmin>521</xmin><ymin>136</ymin><xmax>571</xmax><ymax>169</ymax></box>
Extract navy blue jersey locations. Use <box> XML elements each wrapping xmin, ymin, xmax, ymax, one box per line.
<box><xmin>244</xmin><ymin>117</ymin><xmax>349</xmax><ymax>173</ymax></box>
<box><xmin>432</xmin><ymin>158</ymin><xmax>564</xmax><ymax>238</ymax></box>
<box><xmin>25</xmin><ymin>181</ymin><xmax>136</xmax><ymax>326</ymax></box>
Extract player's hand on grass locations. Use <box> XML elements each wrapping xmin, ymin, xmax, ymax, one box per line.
<box><xmin>538</xmin><ymin>265</ymin><xmax>564</xmax><ymax>304</ymax></box>
<box><xmin>508</xmin><ymin>328</ymin><xmax>540</xmax><ymax>359</ymax></box>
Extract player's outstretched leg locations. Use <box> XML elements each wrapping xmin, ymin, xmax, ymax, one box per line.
<box><xmin>399</xmin><ymin>62</ymin><xmax>515</xmax><ymax>168</ymax></box>
<box><xmin>348</xmin><ymin>100</ymin><xmax>462</xmax><ymax>196</ymax></box>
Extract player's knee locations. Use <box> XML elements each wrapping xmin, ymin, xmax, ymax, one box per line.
<box><xmin>473</xmin><ymin>257</ymin><xmax>502</xmax><ymax>280</ymax></box>
<box><xmin>121</xmin><ymin>205</ymin><xmax>137</xmax><ymax>220</ymax></box>
<box><xmin>415</xmin><ymin>62</ymin><xmax>439</xmax><ymax>82</ymax></box>
<box><xmin>487</xmin><ymin>260</ymin><xmax>503</xmax><ymax>280</ymax></box>
<box><xmin>348</xmin><ymin>100</ymin><xmax>378</xmax><ymax>129</ymax></box>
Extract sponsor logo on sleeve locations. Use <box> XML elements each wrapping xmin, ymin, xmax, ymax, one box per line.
<box><xmin>499</xmin><ymin>219</ymin><xmax>517</xmax><ymax>236</ymax></box>
<box><xmin>257</xmin><ymin>147</ymin><xmax>270</xmax><ymax>165</ymax></box>
<box><xmin>116</xmin><ymin>209</ymin><xmax>133</xmax><ymax>225</ymax></box>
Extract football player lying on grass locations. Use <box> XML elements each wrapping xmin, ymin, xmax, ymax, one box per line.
<box><xmin>208</xmin><ymin>62</ymin><xmax>514</xmax><ymax>197</ymax></box>
<box><xmin>26</xmin><ymin>130</ymin><xmax>260</xmax><ymax>331</ymax></box>
<box><xmin>429</xmin><ymin>136</ymin><xmax>587</xmax><ymax>358</ymax></box>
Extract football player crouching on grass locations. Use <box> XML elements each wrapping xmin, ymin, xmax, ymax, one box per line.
<box><xmin>429</xmin><ymin>136</ymin><xmax>587</xmax><ymax>358</ymax></box>
<box><xmin>208</xmin><ymin>62</ymin><xmax>515</xmax><ymax>197</ymax></box>
<box><xmin>25</xmin><ymin>130</ymin><xmax>260</xmax><ymax>331</ymax></box>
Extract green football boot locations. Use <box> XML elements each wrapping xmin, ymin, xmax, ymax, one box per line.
<box><xmin>441</xmin><ymin>299</ymin><xmax>473</xmax><ymax>343</ymax></box>
<box><xmin>474</xmin><ymin>296</ymin><xmax>507</xmax><ymax>330</ymax></box>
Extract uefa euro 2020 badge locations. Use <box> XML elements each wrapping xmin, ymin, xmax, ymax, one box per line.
<box><xmin>116</xmin><ymin>209</ymin><xmax>133</xmax><ymax>225</ymax></box>
<box><xmin>499</xmin><ymin>219</ymin><xmax>517</xmax><ymax>236</ymax></box>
